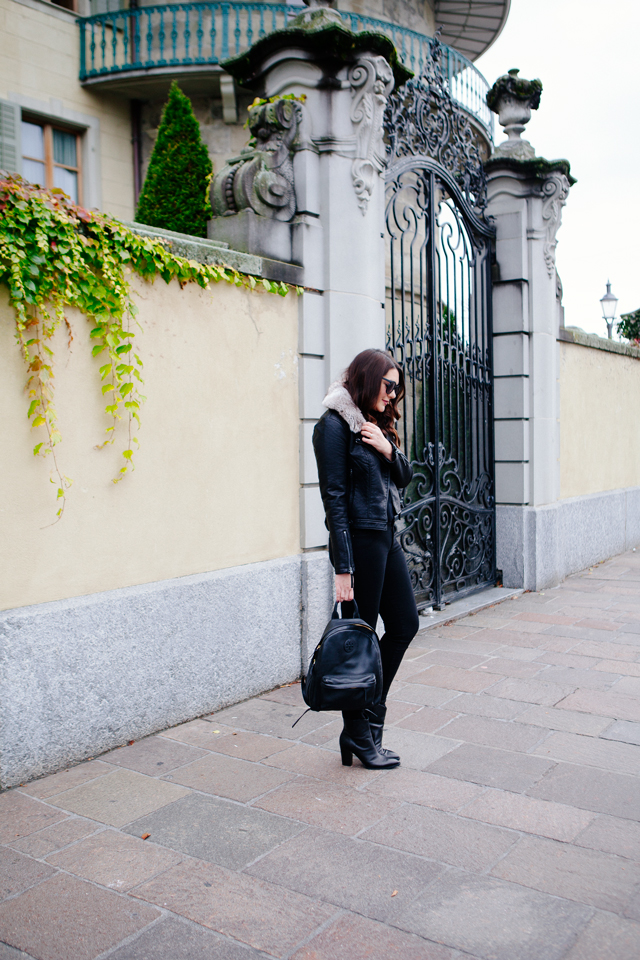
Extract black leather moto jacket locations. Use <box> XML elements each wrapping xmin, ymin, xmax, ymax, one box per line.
<box><xmin>312</xmin><ymin>409</ymin><xmax>413</xmax><ymax>574</ymax></box>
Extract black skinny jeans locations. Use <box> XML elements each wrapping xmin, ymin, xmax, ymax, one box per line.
<box><xmin>343</xmin><ymin>524</ymin><xmax>420</xmax><ymax>706</ymax></box>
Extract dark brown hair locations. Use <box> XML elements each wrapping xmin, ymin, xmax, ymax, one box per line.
<box><xmin>344</xmin><ymin>349</ymin><xmax>404</xmax><ymax>446</ymax></box>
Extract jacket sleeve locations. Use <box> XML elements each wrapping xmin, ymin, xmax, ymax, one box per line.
<box><xmin>388</xmin><ymin>441</ymin><xmax>413</xmax><ymax>490</ymax></box>
<box><xmin>312</xmin><ymin>413</ymin><xmax>354</xmax><ymax>574</ymax></box>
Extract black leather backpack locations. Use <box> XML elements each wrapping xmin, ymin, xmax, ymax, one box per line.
<box><xmin>301</xmin><ymin>602</ymin><xmax>383</xmax><ymax>712</ymax></box>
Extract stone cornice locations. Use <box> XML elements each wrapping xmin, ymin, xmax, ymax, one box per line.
<box><xmin>485</xmin><ymin>154</ymin><xmax>576</xmax><ymax>185</ymax></box>
<box><xmin>559</xmin><ymin>326</ymin><xmax>640</xmax><ymax>360</ymax></box>
<box><xmin>221</xmin><ymin>15</ymin><xmax>412</xmax><ymax>90</ymax></box>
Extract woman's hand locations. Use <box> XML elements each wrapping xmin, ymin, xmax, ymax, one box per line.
<box><xmin>335</xmin><ymin>572</ymin><xmax>354</xmax><ymax>602</ymax></box>
<box><xmin>361</xmin><ymin>422</ymin><xmax>393</xmax><ymax>460</ymax></box>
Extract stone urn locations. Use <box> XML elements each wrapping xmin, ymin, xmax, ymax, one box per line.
<box><xmin>486</xmin><ymin>68</ymin><xmax>543</xmax><ymax>160</ymax></box>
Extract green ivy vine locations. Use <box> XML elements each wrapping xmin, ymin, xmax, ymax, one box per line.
<box><xmin>0</xmin><ymin>174</ymin><xmax>298</xmax><ymax>521</ymax></box>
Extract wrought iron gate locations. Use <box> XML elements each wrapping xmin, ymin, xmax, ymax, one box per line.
<box><xmin>384</xmin><ymin>43</ymin><xmax>496</xmax><ymax>610</ymax></box>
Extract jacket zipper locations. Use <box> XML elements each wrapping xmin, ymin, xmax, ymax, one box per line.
<box><xmin>342</xmin><ymin>529</ymin><xmax>354</xmax><ymax>574</ymax></box>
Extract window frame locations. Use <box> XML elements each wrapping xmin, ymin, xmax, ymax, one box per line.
<box><xmin>21</xmin><ymin>116</ymin><xmax>83</xmax><ymax>205</ymax></box>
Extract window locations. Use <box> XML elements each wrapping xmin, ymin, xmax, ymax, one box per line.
<box><xmin>21</xmin><ymin>120</ymin><xmax>82</xmax><ymax>204</ymax></box>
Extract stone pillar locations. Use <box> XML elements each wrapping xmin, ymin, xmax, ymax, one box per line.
<box><xmin>211</xmin><ymin>3</ymin><xmax>408</xmax><ymax>656</ymax></box>
<box><xmin>212</xmin><ymin>5</ymin><xmax>408</xmax><ymax>554</ymax></box>
<box><xmin>485</xmin><ymin>70</ymin><xmax>574</xmax><ymax>589</ymax></box>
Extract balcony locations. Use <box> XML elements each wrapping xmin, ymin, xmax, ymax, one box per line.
<box><xmin>78</xmin><ymin>2</ymin><xmax>493</xmax><ymax>140</ymax></box>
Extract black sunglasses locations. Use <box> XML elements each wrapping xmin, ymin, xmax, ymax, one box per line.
<box><xmin>382</xmin><ymin>376</ymin><xmax>399</xmax><ymax>397</ymax></box>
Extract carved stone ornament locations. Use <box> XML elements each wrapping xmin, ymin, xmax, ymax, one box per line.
<box><xmin>211</xmin><ymin>98</ymin><xmax>302</xmax><ymax>222</ymax></box>
<box><xmin>487</xmin><ymin>68</ymin><xmax>543</xmax><ymax>161</ymax></box>
<box><xmin>349</xmin><ymin>56</ymin><xmax>394</xmax><ymax>215</ymax></box>
<box><xmin>539</xmin><ymin>172</ymin><xmax>571</xmax><ymax>277</ymax></box>
<box><xmin>383</xmin><ymin>37</ymin><xmax>488</xmax><ymax>215</ymax></box>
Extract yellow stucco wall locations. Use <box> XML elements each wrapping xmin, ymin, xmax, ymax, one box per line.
<box><xmin>1</xmin><ymin>0</ymin><xmax>134</xmax><ymax>219</ymax></box>
<box><xmin>560</xmin><ymin>340</ymin><xmax>640</xmax><ymax>499</ymax></box>
<box><xmin>0</xmin><ymin>277</ymin><xmax>300</xmax><ymax>611</ymax></box>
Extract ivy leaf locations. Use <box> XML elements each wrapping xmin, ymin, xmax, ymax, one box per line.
<box><xmin>92</xmin><ymin>344</ymin><xmax>105</xmax><ymax>357</ymax></box>
<box><xmin>119</xmin><ymin>382</ymin><xmax>133</xmax><ymax>397</ymax></box>
<box><xmin>31</xmin><ymin>415</ymin><xmax>46</xmax><ymax>427</ymax></box>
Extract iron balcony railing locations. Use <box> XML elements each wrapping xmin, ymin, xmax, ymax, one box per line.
<box><xmin>78</xmin><ymin>2</ymin><xmax>493</xmax><ymax>139</ymax></box>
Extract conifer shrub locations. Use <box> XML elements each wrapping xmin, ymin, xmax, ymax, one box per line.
<box><xmin>136</xmin><ymin>82</ymin><xmax>213</xmax><ymax>238</ymax></box>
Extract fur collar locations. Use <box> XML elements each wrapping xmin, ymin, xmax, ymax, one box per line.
<box><xmin>322</xmin><ymin>380</ymin><xmax>366</xmax><ymax>433</ymax></box>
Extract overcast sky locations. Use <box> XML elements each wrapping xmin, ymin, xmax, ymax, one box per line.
<box><xmin>475</xmin><ymin>0</ymin><xmax>640</xmax><ymax>337</ymax></box>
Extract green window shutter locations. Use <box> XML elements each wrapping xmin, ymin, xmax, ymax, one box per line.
<box><xmin>0</xmin><ymin>99</ymin><xmax>22</xmax><ymax>174</ymax></box>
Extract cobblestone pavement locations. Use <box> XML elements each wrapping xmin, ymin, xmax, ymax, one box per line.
<box><xmin>2</xmin><ymin>551</ymin><xmax>640</xmax><ymax>960</ymax></box>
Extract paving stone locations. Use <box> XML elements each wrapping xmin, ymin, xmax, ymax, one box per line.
<box><xmin>245</xmin><ymin>827</ymin><xmax>442</xmax><ymax>923</ymax></box>
<box><xmin>577</xmin><ymin>618</ymin><xmax>623</xmax><ymax>631</ymax></box>
<box><xmin>433</xmin><ymin>715</ymin><xmax>545</xmax><ymax>753</ymax></box>
<box><xmin>514</xmin><ymin>612</ymin><xmax>577</xmax><ymax>626</ymax></box>
<box><xmin>9</xmin><ymin>818</ymin><xmax>100</xmax><ymax>859</ymax></box>
<box><xmin>474</xmin><ymin>658</ymin><xmax>544</xmax><ymax>680</ymax></box>
<box><xmin>516</xmin><ymin>705</ymin><xmax>612</xmax><ymax>737</ymax></box>
<box><xmin>596</xmin><ymin>659</ymin><xmax>640</xmax><ymax>676</ymax></box>
<box><xmin>299</xmin><ymin>720</ymin><xmax>344</xmax><ymax>747</ymax></box>
<box><xmin>361</xmin><ymin>803</ymin><xmax>516</xmax><ymax>872</ymax></box>
<box><xmin>563</xmin><ymin>911</ymin><xmax>640</xmax><ymax>960</ymax></box>
<box><xmin>211</xmin><ymin>700</ymin><xmax>328</xmax><ymax>740</ymax></box>
<box><xmin>572</xmin><ymin>640</ymin><xmax>640</xmax><ymax>661</ymax></box>
<box><xmin>252</xmin><ymin>776</ymin><xmax>401</xmax><ymax>835</ymax></box>
<box><xmin>415</xmin><ymin>636</ymin><xmax>503</xmax><ymax>655</ymax></box>
<box><xmin>363</xmin><ymin>766</ymin><xmax>485</xmax><ymax>812</ymax></box>
<box><xmin>471</xmin><ymin>628</ymin><xmax>551</xmax><ymax>646</ymax></box>
<box><xmin>533</xmin><ymin>730</ymin><xmax>640</xmax><ymax>776</ymax></box>
<box><xmin>392</xmin><ymin>657</ymin><xmax>439</xmax><ymax>682</ymax></box>
<box><xmin>600</xmin><ymin>719</ymin><xmax>640</xmax><ymax>745</ymax></box>
<box><xmin>573</xmin><ymin>815</ymin><xmax>640</xmax><ymax>861</ymax></box>
<box><xmin>0</xmin><ymin>792</ymin><xmax>68</xmax><ymax>844</ymax></box>
<box><xmin>131</xmin><ymin>858</ymin><xmax>335</xmax><ymax>958</ymax></box>
<box><xmin>485</xmin><ymin>677</ymin><xmax>576</xmax><ymax>706</ymax></box>
<box><xmin>386</xmin><ymin>684</ymin><xmax>460</xmax><ymax>707</ymax></box>
<box><xmin>625</xmin><ymin>890</ymin><xmax>640</xmax><ymax>921</ymax></box>
<box><xmin>289</xmin><ymin>912</ymin><xmax>457</xmax><ymax>960</ymax></box>
<box><xmin>536</xmin><ymin>666</ymin><xmax>620</xmax><ymax>690</ymax></box>
<box><xmin>46</xmin><ymin>829</ymin><xmax>182</xmax><ymax>892</ymax></box>
<box><xmin>107</xmin><ymin>916</ymin><xmax>265</xmax><ymax>960</ymax></box>
<box><xmin>391</xmin><ymin>871</ymin><xmax>590</xmax><ymax>960</ymax></box>
<box><xmin>159</xmin><ymin>720</ymin><xmax>237</xmax><ymax>749</ymax></box>
<box><xmin>261</xmin><ymin>743</ymin><xmax>383</xmax><ymax>785</ymax></box>
<box><xmin>381</xmin><ymin>700</ymin><xmax>421</xmax><ymax>723</ymax></box>
<box><xmin>485</xmin><ymin>645</ymin><xmax>544</xmax><ymax>662</ymax></box>
<box><xmin>491</xmin><ymin>835</ymin><xmax>640</xmax><ymax>912</ymax></box>
<box><xmin>165</xmin><ymin>752</ymin><xmax>294</xmax><ymax>802</ymax></box>
<box><xmin>426</xmin><ymin>743</ymin><xmax>555</xmax><ymax>793</ymax></box>
<box><xmin>123</xmin><ymin>792</ymin><xmax>304</xmax><ymax>869</ymax></box>
<box><xmin>372</xmin><ymin>727</ymin><xmax>459</xmax><ymax>770</ymax></box>
<box><xmin>259</xmin><ymin>682</ymin><xmax>306</xmax><ymax>707</ymax></box>
<box><xmin>420</xmin><ymin>650</ymin><xmax>488</xmax><ymax>669</ymax></box>
<box><xmin>542</xmin><ymin>625</ymin><xmax>628</xmax><ymax>642</ymax></box>
<box><xmin>18</xmin><ymin>762</ymin><xmax>116</xmax><ymax>800</ymax></box>
<box><xmin>395</xmin><ymin>706</ymin><xmax>459</xmax><ymax>734</ymax></box>
<box><xmin>205</xmin><ymin>732</ymin><xmax>293</xmax><ymax>762</ymax></box>
<box><xmin>461</xmin><ymin>789</ymin><xmax>595</xmax><ymax>841</ymax></box>
<box><xmin>534</xmin><ymin>651</ymin><xmax>602</xmax><ymax>669</ymax></box>
<box><xmin>442</xmin><ymin>693</ymin><xmax>527</xmax><ymax>720</ymax></box>
<box><xmin>0</xmin><ymin>873</ymin><xmax>159</xmax><ymax>960</ymax></box>
<box><xmin>410</xmin><ymin>664</ymin><xmax>502</xmax><ymax>693</ymax></box>
<box><xmin>528</xmin><ymin>762</ymin><xmax>640</xmax><ymax>819</ymax></box>
<box><xmin>557</xmin><ymin>690</ymin><xmax>640</xmax><ymax>722</ymax></box>
<box><xmin>106</xmin><ymin>736</ymin><xmax>208</xmax><ymax>777</ymax></box>
<box><xmin>47</xmin><ymin>769</ymin><xmax>190</xmax><ymax>828</ymax></box>
<box><xmin>613</xmin><ymin>676</ymin><xmax>640</xmax><ymax>696</ymax></box>
<box><xmin>0</xmin><ymin>943</ymin><xmax>36</xmax><ymax>960</ymax></box>
<box><xmin>0</xmin><ymin>849</ymin><xmax>56</xmax><ymax>901</ymax></box>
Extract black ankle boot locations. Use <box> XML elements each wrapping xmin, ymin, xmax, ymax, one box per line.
<box><xmin>340</xmin><ymin>711</ymin><xmax>400</xmax><ymax>769</ymax></box>
<box><xmin>365</xmin><ymin>703</ymin><xmax>400</xmax><ymax>762</ymax></box>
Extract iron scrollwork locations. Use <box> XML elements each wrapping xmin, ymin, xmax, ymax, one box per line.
<box><xmin>383</xmin><ymin>37</ymin><xmax>488</xmax><ymax>216</ymax></box>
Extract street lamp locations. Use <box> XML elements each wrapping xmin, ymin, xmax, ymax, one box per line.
<box><xmin>600</xmin><ymin>280</ymin><xmax>618</xmax><ymax>340</ymax></box>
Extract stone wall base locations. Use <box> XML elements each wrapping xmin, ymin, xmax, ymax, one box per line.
<box><xmin>497</xmin><ymin>486</ymin><xmax>640</xmax><ymax>591</ymax></box>
<box><xmin>0</xmin><ymin>552</ymin><xmax>333</xmax><ymax>789</ymax></box>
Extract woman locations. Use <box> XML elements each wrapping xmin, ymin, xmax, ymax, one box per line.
<box><xmin>313</xmin><ymin>348</ymin><xmax>420</xmax><ymax>769</ymax></box>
